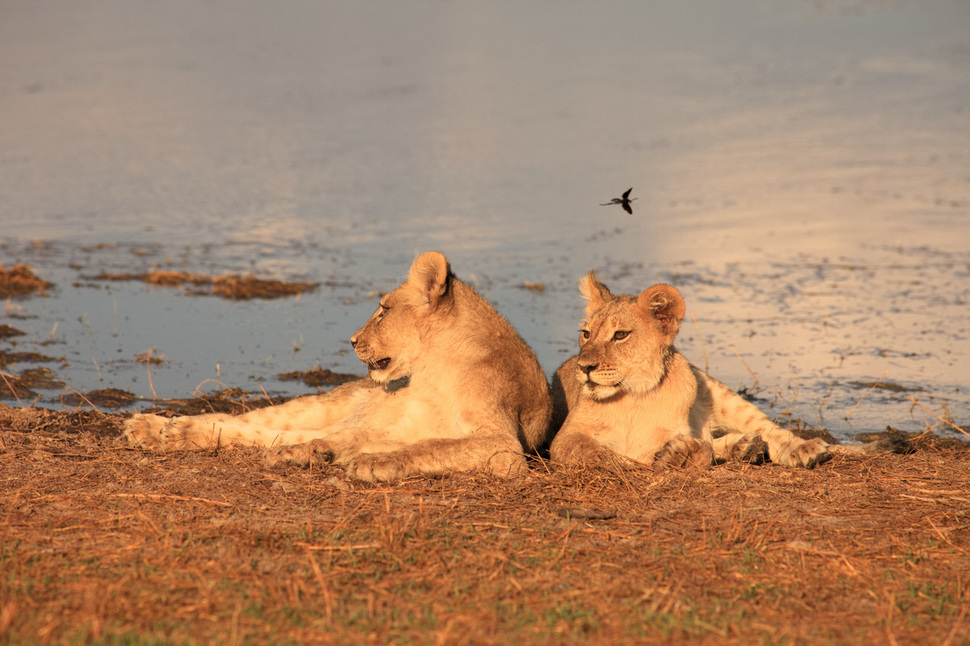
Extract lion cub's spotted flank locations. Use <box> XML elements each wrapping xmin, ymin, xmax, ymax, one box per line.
<box><xmin>549</xmin><ymin>272</ymin><xmax>831</xmax><ymax>469</ymax></box>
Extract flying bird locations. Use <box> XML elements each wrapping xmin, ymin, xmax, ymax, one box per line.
<box><xmin>599</xmin><ymin>187</ymin><xmax>637</xmax><ymax>214</ymax></box>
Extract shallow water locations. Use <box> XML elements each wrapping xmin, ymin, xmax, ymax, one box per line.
<box><xmin>1</xmin><ymin>1</ymin><xmax>968</xmax><ymax>440</ymax></box>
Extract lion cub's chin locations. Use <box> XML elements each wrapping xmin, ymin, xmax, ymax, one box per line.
<box><xmin>582</xmin><ymin>382</ymin><xmax>622</xmax><ymax>401</ymax></box>
<box><xmin>367</xmin><ymin>367</ymin><xmax>393</xmax><ymax>384</ymax></box>
<box><xmin>363</xmin><ymin>361</ymin><xmax>392</xmax><ymax>383</ymax></box>
<box><xmin>366</xmin><ymin>362</ymin><xmax>411</xmax><ymax>386</ymax></box>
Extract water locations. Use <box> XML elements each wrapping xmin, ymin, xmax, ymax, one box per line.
<box><xmin>1</xmin><ymin>0</ymin><xmax>968</xmax><ymax>440</ymax></box>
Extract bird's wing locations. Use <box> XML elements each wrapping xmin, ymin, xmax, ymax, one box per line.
<box><xmin>622</xmin><ymin>187</ymin><xmax>633</xmax><ymax>199</ymax></box>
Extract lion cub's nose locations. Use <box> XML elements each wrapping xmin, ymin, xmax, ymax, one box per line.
<box><xmin>579</xmin><ymin>362</ymin><xmax>597</xmax><ymax>376</ymax></box>
<box><xmin>350</xmin><ymin>336</ymin><xmax>359</xmax><ymax>348</ymax></box>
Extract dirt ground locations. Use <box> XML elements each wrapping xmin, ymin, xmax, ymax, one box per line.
<box><xmin>1</xmin><ymin>398</ymin><xmax>968</xmax><ymax>645</ymax></box>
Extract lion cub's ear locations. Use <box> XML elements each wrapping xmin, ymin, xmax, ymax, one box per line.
<box><xmin>636</xmin><ymin>284</ymin><xmax>685</xmax><ymax>339</ymax></box>
<box><xmin>578</xmin><ymin>271</ymin><xmax>615</xmax><ymax>318</ymax></box>
<box><xmin>407</xmin><ymin>251</ymin><xmax>452</xmax><ymax>308</ymax></box>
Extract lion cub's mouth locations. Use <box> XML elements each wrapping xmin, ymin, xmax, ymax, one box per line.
<box><xmin>587</xmin><ymin>380</ymin><xmax>622</xmax><ymax>390</ymax></box>
<box><xmin>582</xmin><ymin>375</ymin><xmax>623</xmax><ymax>389</ymax></box>
<box><xmin>367</xmin><ymin>358</ymin><xmax>391</xmax><ymax>371</ymax></box>
<box><xmin>581</xmin><ymin>376</ymin><xmax>624</xmax><ymax>400</ymax></box>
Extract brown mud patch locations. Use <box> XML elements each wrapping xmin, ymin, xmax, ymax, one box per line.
<box><xmin>278</xmin><ymin>364</ymin><xmax>362</xmax><ymax>388</ymax></box>
<box><xmin>0</xmin><ymin>350</ymin><xmax>61</xmax><ymax>370</ymax></box>
<box><xmin>0</xmin><ymin>372</ymin><xmax>37</xmax><ymax>401</ymax></box>
<box><xmin>13</xmin><ymin>367</ymin><xmax>64</xmax><ymax>391</ymax></box>
<box><xmin>141</xmin><ymin>387</ymin><xmax>286</xmax><ymax>416</ymax></box>
<box><xmin>0</xmin><ymin>324</ymin><xmax>25</xmax><ymax>339</ymax></box>
<box><xmin>0</xmin><ymin>263</ymin><xmax>51</xmax><ymax>297</ymax></box>
<box><xmin>1</xmin><ymin>401</ymin><xmax>968</xmax><ymax>644</ymax></box>
<box><xmin>850</xmin><ymin>380</ymin><xmax>925</xmax><ymax>393</ymax></box>
<box><xmin>94</xmin><ymin>269</ymin><xmax>317</xmax><ymax>300</ymax></box>
<box><xmin>134</xmin><ymin>348</ymin><xmax>165</xmax><ymax>365</ymax></box>
<box><xmin>1</xmin><ymin>353</ymin><xmax>67</xmax><ymax>402</ymax></box>
<box><xmin>60</xmin><ymin>388</ymin><xmax>139</xmax><ymax>409</ymax></box>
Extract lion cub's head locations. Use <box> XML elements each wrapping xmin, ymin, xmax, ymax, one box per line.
<box><xmin>574</xmin><ymin>272</ymin><xmax>685</xmax><ymax>400</ymax></box>
<box><xmin>350</xmin><ymin>251</ymin><xmax>453</xmax><ymax>384</ymax></box>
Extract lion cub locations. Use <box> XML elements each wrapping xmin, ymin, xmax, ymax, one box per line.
<box><xmin>126</xmin><ymin>251</ymin><xmax>552</xmax><ymax>482</ymax></box>
<box><xmin>549</xmin><ymin>272</ymin><xmax>831</xmax><ymax>469</ymax></box>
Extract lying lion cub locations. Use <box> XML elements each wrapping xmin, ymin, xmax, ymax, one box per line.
<box><xmin>549</xmin><ymin>272</ymin><xmax>831</xmax><ymax>469</ymax></box>
<box><xmin>126</xmin><ymin>251</ymin><xmax>552</xmax><ymax>482</ymax></box>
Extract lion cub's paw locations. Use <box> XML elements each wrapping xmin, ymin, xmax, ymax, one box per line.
<box><xmin>551</xmin><ymin>433</ymin><xmax>624</xmax><ymax>470</ymax></box>
<box><xmin>775</xmin><ymin>437</ymin><xmax>832</xmax><ymax>468</ymax></box>
<box><xmin>728</xmin><ymin>433</ymin><xmax>767</xmax><ymax>464</ymax></box>
<box><xmin>264</xmin><ymin>439</ymin><xmax>337</xmax><ymax>468</ymax></box>
<box><xmin>125</xmin><ymin>414</ymin><xmax>171</xmax><ymax>450</ymax></box>
<box><xmin>653</xmin><ymin>436</ymin><xmax>713</xmax><ymax>469</ymax></box>
<box><xmin>345</xmin><ymin>453</ymin><xmax>407</xmax><ymax>483</ymax></box>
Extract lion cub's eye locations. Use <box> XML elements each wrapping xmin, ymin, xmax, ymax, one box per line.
<box><xmin>612</xmin><ymin>330</ymin><xmax>630</xmax><ymax>341</ymax></box>
<box><xmin>580</xmin><ymin>330</ymin><xmax>591</xmax><ymax>341</ymax></box>
<box><xmin>377</xmin><ymin>304</ymin><xmax>388</xmax><ymax>320</ymax></box>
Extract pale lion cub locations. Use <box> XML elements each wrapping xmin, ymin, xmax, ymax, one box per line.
<box><xmin>126</xmin><ymin>251</ymin><xmax>552</xmax><ymax>482</ymax></box>
<box><xmin>549</xmin><ymin>272</ymin><xmax>831</xmax><ymax>469</ymax></box>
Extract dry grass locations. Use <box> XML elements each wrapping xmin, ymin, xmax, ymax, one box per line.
<box><xmin>1</xmin><ymin>404</ymin><xmax>969</xmax><ymax>645</ymax></box>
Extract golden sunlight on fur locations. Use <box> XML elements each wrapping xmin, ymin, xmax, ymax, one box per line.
<box><xmin>126</xmin><ymin>252</ymin><xmax>551</xmax><ymax>482</ymax></box>
<box><xmin>549</xmin><ymin>272</ymin><xmax>831</xmax><ymax>469</ymax></box>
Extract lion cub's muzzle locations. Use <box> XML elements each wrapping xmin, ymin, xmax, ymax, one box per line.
<box><xmin>576</xmin><ymin>364</ymin><xmax>623</xmax><ymax>401</ymax></box>
<box><xmin>577</xmin><ymin>359</ymin><xmax>621</xmax><ymax>389</ymax></box>
<box><xmin>351</xmin><ymin>339</ymin><xmax>391</xmax><ymax>373</ymax></box>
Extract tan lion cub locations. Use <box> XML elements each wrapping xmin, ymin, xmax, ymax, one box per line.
<box><xmin>549</xmin><ymin>272</ymin><xmax>831</xmax><ymax>469</ymax></box>
<box><xmin>126</xmin><ymin>251</ymin><xmax>552</xmax><ymax>482</ymax></box>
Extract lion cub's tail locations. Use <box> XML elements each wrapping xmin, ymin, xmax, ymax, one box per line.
<box><xmin>828</xmin><ymin>435</ymin><xmax>912</xmax><ymax>457</ymax></box>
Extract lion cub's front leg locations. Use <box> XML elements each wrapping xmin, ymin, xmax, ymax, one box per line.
<box><xmin>125</xmin><ymin>413</ymin><xmax>169</xmax><ymax>449</ymax></box>
<box><xmin>345</xmin><ymin>436</ymin><xmax>529</xmax><ymax>482</ymax></box>
<box><xmin>126</xmin><ymin>413</ymin><xmax>231</xmax><ymax>451</ymax></box>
